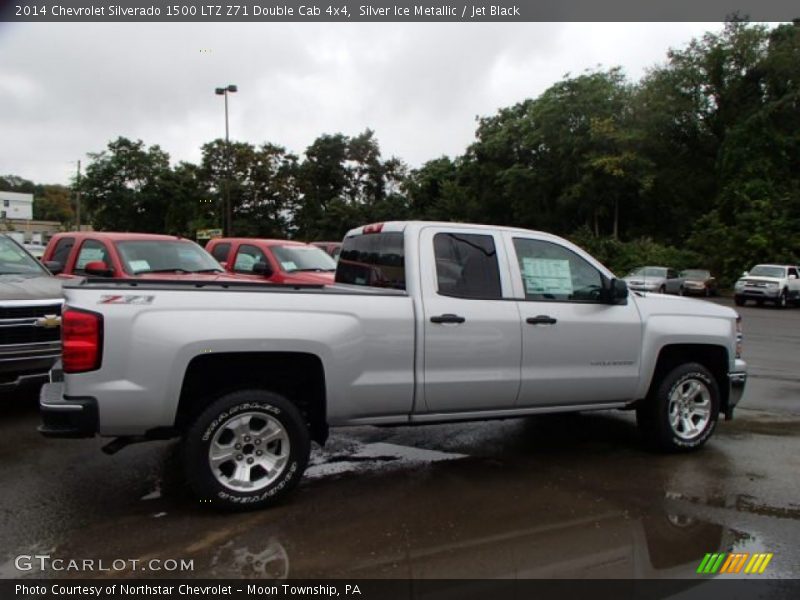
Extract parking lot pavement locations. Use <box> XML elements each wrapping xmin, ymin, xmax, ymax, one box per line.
<box><xmin>1</xmin><ymin>296</ymin><xmax>798</xmax><ymax>580</ymax></box>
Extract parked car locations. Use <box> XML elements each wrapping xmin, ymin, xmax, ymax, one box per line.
<box><xmin>664</xmin><ymin>269</ymin><xmax>718</xmax><ymax>297</ymax></box>
<box><xmin>734</xmin><ymin>264</ymin><xmax>800</xmax><ymax>308</ymax></box>
<box><xmin>311</xmin><ymin>241</ymin><xmax>342</xmax><ymax>261</ymax></box>
<box><xmin>206</xmin><ymin>238</ymin><xmax>336</xmax><ymax>285</ymax></box>
<box><xmin>623</xmin><ymin>266</ymin><xmax>677</xmax><ymax>294</ymax></box>
<box><xmin>23</xmin><ymin>243</ymin><xmax>47</xmax><ymax>259</ymax></box>
<box><xmin>42</xmin><ymin>221</ymin><xmax>746</xmax><ymax>510</ymax></box>
<box><xmin>42</xmin><ymin>232</ymin><xmax>241</xmax><ymax>282</ymax></box>
<box><xmin>0</xmin><ymin>234</ymin><xmax>63</xmax><ymax>393</ymax></box>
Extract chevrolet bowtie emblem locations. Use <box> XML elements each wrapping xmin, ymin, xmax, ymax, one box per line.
<box><xmin>34</xmin><ymin>314</ymin><xmax>61</xmax><ymax>329</ymax></box>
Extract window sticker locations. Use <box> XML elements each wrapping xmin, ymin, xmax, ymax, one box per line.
<box><xmin>522</xmin><ymin>258</ymin><xmax>573</xmax><ymax>296</ymax></box>
<box><xmin>128</xmin><ymin>259</ymin><xmax>150</xmax><ymax>273</ymax></box>
<box><xmin>281</xmin><ymin>261</ymin><xmax>298</xmax><ymax>271</ymax></box>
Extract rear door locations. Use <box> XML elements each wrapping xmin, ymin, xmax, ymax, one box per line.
<box><xmin>504</xmin><ymin>233</ymin><xmax>642</xmax><ymax>407</ymax></box>
<box><xmin>420</xmin><ymin>226</ymin><xmax>521</xmax><ymax>413</ymax></box>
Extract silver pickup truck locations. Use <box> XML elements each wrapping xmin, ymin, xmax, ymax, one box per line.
<box><xmin>40</xmin><ymin>221</ymin><xmax>747</xmax><ymax>510</ymax></box>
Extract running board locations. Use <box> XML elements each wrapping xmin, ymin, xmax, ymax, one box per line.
<box><xmin>338</xmin><ymin>401</ymin><xmax>631</xmax><ymax>427</ymax></box>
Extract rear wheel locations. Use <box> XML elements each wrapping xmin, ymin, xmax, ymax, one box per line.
<box><xmin>183</xmin><ymin>389</ymin><xmax>310</xmax><ymax>510</ymax></box>
<box><xmin>637</xmin><ymin>363</ymin><xmax>719</xmax><ymax>452</ymax></box>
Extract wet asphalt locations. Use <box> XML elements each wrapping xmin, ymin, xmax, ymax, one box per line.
<box><xmin>1</xmin><ymin>297</ymin><xmax>798</xmax><ymax>580</ymax></box>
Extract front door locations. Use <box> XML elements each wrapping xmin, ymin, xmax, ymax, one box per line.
<box><xmin>504</xmin><ymin>234</ymin><xmax>642</xmax><ymax>407</ymax></box>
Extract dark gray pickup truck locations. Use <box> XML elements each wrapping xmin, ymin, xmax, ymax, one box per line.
<box><xmin>0</xmin><ymin>234</ymin><xmax>63</xmax><ymax>392</ymax></box>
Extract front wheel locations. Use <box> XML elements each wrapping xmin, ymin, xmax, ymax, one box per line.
<box><xmin>659</xmin><ymin>285</ymin><xmax>666</xmax><ymax>294</ymax></box>
<box><xmin>734</xmin><ymin>295</ymin><xmax>745</xmax><ymax>306</ymax></box>
<box><xmin>183</xmin><ymin>389</ymin><xmax>310</xmax><ymax>511</ymax></box>
<box><xmin>776</xmin><ymin>289</ymin><xmax>788</xmax><ymax>309</ymax></box>
<box><xmin>637</xmin><ymin>363</ymin><xmax>720</xmax><ymax>452</ymax></box>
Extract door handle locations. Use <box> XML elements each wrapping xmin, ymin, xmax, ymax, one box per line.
<box><xmin>526</xmin><ymin>315</ymin><xmax>557</xmax><ymax>325</ymax></box>
<box><xmin>430</xmin><ymin>314</ymin><xmax>466</xmax><ymax>324</ymax></box>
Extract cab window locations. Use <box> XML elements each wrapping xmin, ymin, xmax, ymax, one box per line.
<box><xmin>233</xmin><ymin>244</ymin><xmax>267</xmax><ymax>273</ymax></box>
<box><xmin>433</xmin><ymin>233</ymin><xmax>501</xmax><ymax>300</ymax></box>
<box><xmin>74</xmin><ymin>240</ymin><xmax>111</xmax><ymax>274</ymax></box>
<box><xmin>513</xmin><ymin>238</ymin><xmax>603</xmax><ymax>302</ymax></box>
<box><xmin>209</xmin><ymin>242</ymin><xmax>231</xmax><ymax>264</ymax></box>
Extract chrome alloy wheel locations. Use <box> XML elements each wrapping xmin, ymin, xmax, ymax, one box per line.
<box><xmin>667</xmin><ymin>378</ymin><xmax>712</xmax><ymax>441</ymax></box>
<box><xmin>209</xmin><ymin>412</ymin><xmax>290</xmax><ymax>491</ymax></box>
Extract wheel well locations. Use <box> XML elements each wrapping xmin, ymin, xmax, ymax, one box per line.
<box><xmin>646</xmin><ymin>344</ymin><xmax>730</xmax><ymax>412</ymax></box>
<box><xmin>175</xmin><ymin>352</ymin><xmax>328</xmax><ymax>445</ymax></box>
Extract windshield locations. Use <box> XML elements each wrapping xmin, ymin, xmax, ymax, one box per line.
<box><xmin>749</xmin><ymin>266</ymin><xmax>786</xmax><ymax>278</ymax></box>
<box><xmin>115</xmin><ymin>240</ymin><xmax>223</xmax><ymax>274</ymax></box>
<box><xmin>272</xmin><ymin>245</ymin><xmax>336</xmax><ymax>272</ymax></box>
<box><xmin>628</xmin><ymin>267</ymin><xmax>667</xmax><ymax>278</ymax></box>
<box><xmin>0</xmin><ymin>236</ymin><xmax>48</xmax><ymax>276</ymax></box>
<box><xmin>681</xmin><ymin>269</ymin><xmax>710</xmax><ymax>279</ymax></box>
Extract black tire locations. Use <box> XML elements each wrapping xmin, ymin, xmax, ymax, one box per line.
<box><xmin>659</xmin><ymin>285</ymin><xmax>666</xmax><ymax>294</ymax></box>
<box><xmin>776</xmin><ymin>289</ymin><xmax>788</xmax><ymax>309</ymax></box>
<box><xmin>636</xmin><ymin>363</ymin><xmax>720</xmax><ymax>453</ymax></box>
<box><xmin>678</xmin><ymin>286</ymin><xmax>685</xmax><ymax>296</ymax></box>
<box><xmin>734</xmin><ymin>295</ymin><xmax>745</xmax><ymax>306</ymax></box>
<box><xmin>183</xmin><ymin>389</ymin><xmax>310</xmax><ymax>511</ymax></box>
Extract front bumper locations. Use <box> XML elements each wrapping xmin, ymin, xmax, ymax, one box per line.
<box><xmin>726</xmin><ymin>358</ymin><xmax>747</xmax><ymax>419</ymax></box>
<box><xmin>39</xmin><ymin>381</ymin><xmax>98</xmax><ymax>438</ymax></box>
<box><xmin>736</xmin><ymin>287</ymin><xmax>780</xmax><ymax>299</ymax></box>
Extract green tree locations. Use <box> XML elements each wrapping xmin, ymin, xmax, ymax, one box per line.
<box><xmin>33</xmin><ymin>185</ymin><xmax>75</xmax><ymax>224</ymax></box>
<box><xmin>81</xmin><ymin>137</ymin><xmax>172</xmax><ymax>232</ymax></box>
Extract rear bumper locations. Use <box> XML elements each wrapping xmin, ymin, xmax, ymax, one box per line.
<box><xmin>726</xmin><ymin>358</ymin><xmax>747</xmax><ymax>419</ymax></box>
<box><xmin>39</xmin><ymin>381</ymin><xmax>98</xmax><ymax>438</ymax></box>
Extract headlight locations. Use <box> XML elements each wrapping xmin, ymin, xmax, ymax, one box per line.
<box><xmin>765</xmin><ymin>282</ymin><xmax>779</xmax><ymax>288</ymax></box>
<box><xmin>734</xmin><ymin>280</ymin><xmax>745</xmax><ymax>289</ymax></box>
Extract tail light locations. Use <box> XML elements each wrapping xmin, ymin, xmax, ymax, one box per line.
<box><xmin>735</xmin><ymin>315</ymin><xmax>743</xmax><ymax>359</ymax></box>
<box><xmin>62</xmin><ymin>308</ymin><xmax>103</xmax><ymax>373</ymax></box>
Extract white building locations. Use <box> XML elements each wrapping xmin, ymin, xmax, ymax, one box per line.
<box><xmin>0</xmin><ymin>191</ymin><xmax>33</xmax><ymax>220</ymax></box>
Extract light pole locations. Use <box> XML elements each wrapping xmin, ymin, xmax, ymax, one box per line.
<box><xmin>214</xmin><ymin>84</ymin><xmax>237</xmax><ymax>236</ymax></box>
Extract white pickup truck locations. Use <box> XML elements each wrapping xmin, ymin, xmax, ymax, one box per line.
<box><xmin>40</xmin><ymin>221</ymin><xmax>747</xmax><ymax>510</ymax></box>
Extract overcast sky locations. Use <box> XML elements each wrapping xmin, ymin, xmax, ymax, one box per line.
<box><xmin>0</xmin><ymin>22</ymin><xmax>722</xmax><ymax>185</ymax></box>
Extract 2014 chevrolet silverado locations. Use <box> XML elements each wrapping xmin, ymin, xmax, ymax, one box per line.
<box><xmin>40</xmin><ymin>222</ymin><xmax>747</xmax><ymax>510</ymax></box>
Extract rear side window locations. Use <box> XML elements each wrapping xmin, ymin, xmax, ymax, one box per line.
<box><xmin>434</xmin><ymin>233</ymin><xmax>501</xmax><ymax>300</ymax></box>
<box><xmin>209</xmin><ymin>242</ymin><xmax>230</xmax><ymax>263</ymax></box>
<box><xmin>335</xmin><ymin>232</ymin><xmax>405</xmax><ymax>290</ymax></box>
<box><xmin>51</xmin><ymin>237</ymin><xmax>74</xmax><ymax>266</ymax></box>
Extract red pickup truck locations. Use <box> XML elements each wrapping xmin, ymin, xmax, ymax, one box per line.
<box><xmin>205</xmin><ymin>238</ymin><xmax>336</xmax><ymax>284</ymax></box>
<box><xmin>42</xmin><ymin>232</ymin><xmax>241</xmax><ymax>281</ymax></box>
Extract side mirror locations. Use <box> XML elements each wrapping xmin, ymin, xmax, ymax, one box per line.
<box><xmin>84</xmin><ymin>260</ymin><xmax>113</xmax><ymax>277</ymax></box>
<box><xmin>603</xmin><ymin>277</ymin><xmax>628</xmax><ymax>304</ymax></box>
<box><xmin>252</xmin><ymin>261</ymin><xmax>274</xmax><ymax>278</ymax></box>
<box><xmin>44</xmin><ymin>261</ymin><xmax>63</xmax><ymax>275</ymax></box>
<box><xmin>790</xmin><ymin>274</ymin><xmax>797</xmax><ymax>280</ymax></box>
<box><xmin>219</xmin><ymin>261</ymin><xmax>227</xmax><ymax>269</ymax></box>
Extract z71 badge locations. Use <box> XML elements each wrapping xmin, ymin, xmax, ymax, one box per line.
<box><xmin>99</xmin><ymin>295</ymin><xmax>155</xmax><ymax>305</ymax></box>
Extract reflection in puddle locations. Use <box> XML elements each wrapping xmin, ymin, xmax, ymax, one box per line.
<box><xmin>211</xmin><ymin>539</ymin><xmax>289</xmax><ymax>579</ymax></box>
<box><xmin>306</xmin><ymin>441</ymin><xmax>467</xmax><ymax>479</ymax></box>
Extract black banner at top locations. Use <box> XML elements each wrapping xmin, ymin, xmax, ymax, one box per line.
<box><xmin>2</xmin><ymin>0</ymin><xmax>799</xmax><ymax>22</ymax></box>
